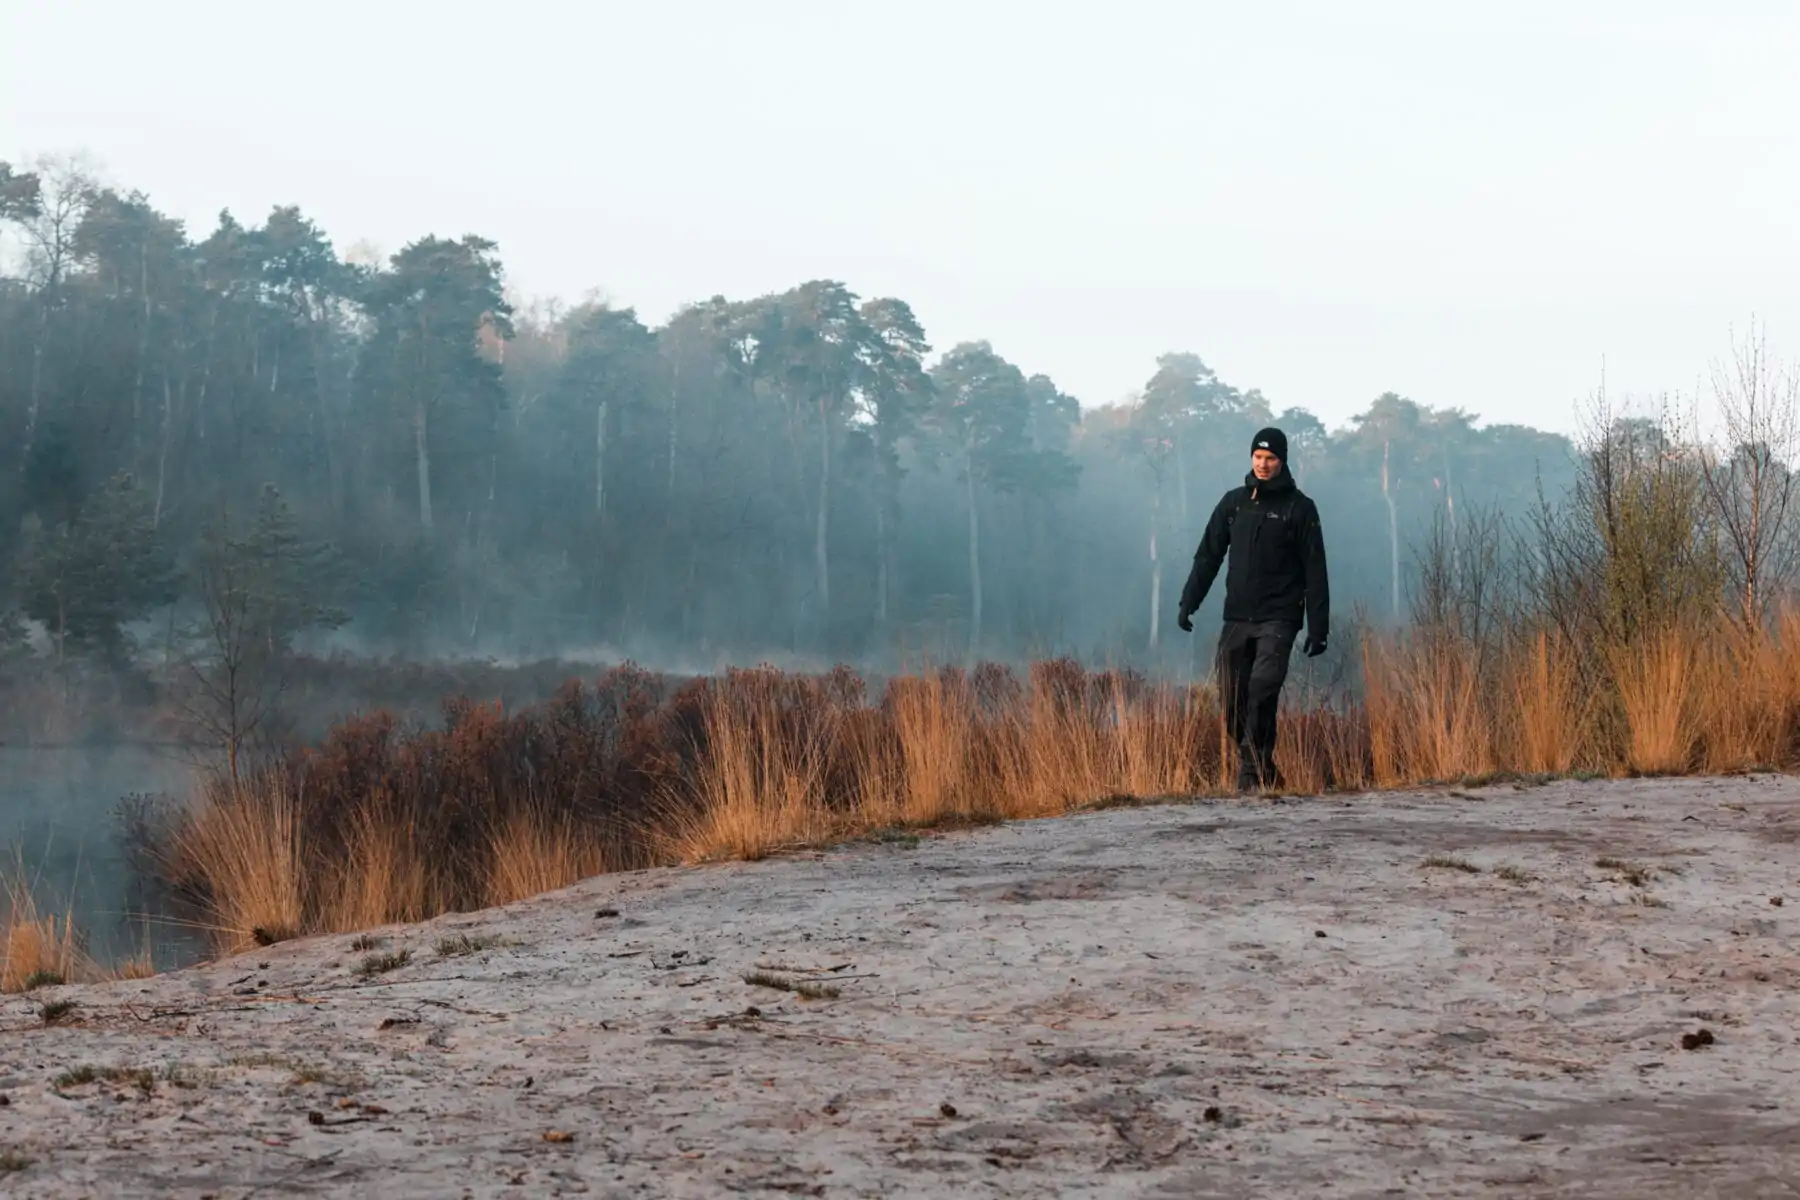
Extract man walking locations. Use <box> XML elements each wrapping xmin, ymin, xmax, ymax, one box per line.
<box><xmin>1176</xmin><ymin>427</ymin><xmax>1329</xmax><ymax>791</ymax></box>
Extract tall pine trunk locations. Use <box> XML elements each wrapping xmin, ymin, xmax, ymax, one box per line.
<box><xmin>965</xmin><ymin>437</ymin><xmax>982</xmax><ymax>660</ymax></box>
<box><xmin>1443</xmin><ymin>448</ymin><xmax>1459</xmax><ymax>579</ymax></box>
<box><xmin>415</xmin><ymin>401</ymin><xmax>434</xmax><ymax>537</ymax></box>
<box><xmin>875</xmin><ymin>504</ymin><xmax>889</xmax><ymax>626</ymax></box>
<box><xmin>815</xmin><ymin>395</ymin><xmax>831</xmax><ymax>630</ymax></box>
<box><xmin>596</xmin><ymin>399</ymin><xmax>608</xmax><ymax>516</ymax></box>
<box><xmin>1383</xmin><ymin>440</ymin><xmax>1399</xmax><ymax>620</ymax></box>
<box><xmin>153</xmin><ymin>371</ymin><xmax>179</xmax><ymax>529</ymax></box>
<box><xmin>307</xmin><ymin>306</ymin><xmax>344</xmax><ymax>521</ymax></box>
<box><xmin>1147</xmin><ymin>482</ymin><xmax>1162</xmax><ymax>653</ymax></box>
<box><xmin>22</xmin><ymin>300</ymin><xmax>49</xmax><ymax>467</ymax></box>
<box><xmin>874</xmin><ymin>431</ymin><xmax>901</xmax><ymax>631</ymax></box>
<box><xmin>131</xmin><ymin>245</ymin><xmax>151</xmax><ymax>465</ymax></box>
<box><xmin>666</xmin><ymin>358</ymin><xmax>680</xmax><ymax>507</ymax></box>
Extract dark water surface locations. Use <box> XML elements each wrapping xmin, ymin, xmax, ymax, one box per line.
<box><xmin>0</xmin><ymin>743</ymin><xmax>201</xmax><ymax>967</ymax></box>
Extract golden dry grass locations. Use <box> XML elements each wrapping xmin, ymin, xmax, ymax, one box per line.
<box><xmin>1501</xmin><ymin>629</ymin><xmax>1593</xmax><ymax>776</ymax></box>
<box><xmin>485</xmin><ymin>807</ymin><xmax>609</xmax><ymax>907</ymax></box>
<box><xmin>885</xmin><ymin>671</ymin><xmax>977</xmax><ymax>826</ymax></box>
<box><xmin>657</xmin><ymin>678</ymin><xmax>840</xmax><ymax>862</ymax></box>
<box><xmin>1</xmin><ymin>872</ymin><xmax>92</xmax><ymax>993</ymax></box>
<box><xmin>171</xmin><ymin>772</ymin><xmax>306</xmax><ymax>950</ymax></box>
<box><xmin>1695</xmin><ymin>618</ymin><xmax>1799</xmax><ymax>774</ymax></box>
<box><xmin>1610</xmin><ymin>627</ymin><xmax>1703</xmax><ymax>776</ymax></box>
<box><xmin>37</xmin><ymin>606</ymin><xmax>1800</xmax><ymax>977</ymax></box>
<box><xmin>319</xmin><ymin>795</ymin><xmax>439</xmax><ymax>933</ymax></box>
<box><xmin>1363</xmin><ymin>631</ymin><xmax>1492</xmax><ymax>785</ymax></box>
<box><xmin>113</xmin><ymin>951</ymin><xmax>158</xmax><ymax>981</ymax></box>
<box><xmin>1364</xmin><ymin>611</ymin><xmax>1800</xmax><ymax>786</ymax></box>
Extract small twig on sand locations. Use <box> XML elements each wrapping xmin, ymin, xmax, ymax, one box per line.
<box><xmin>753</xmin><ymin>961</ymin><xmax>856</xmax><ymax>975</ymax></box>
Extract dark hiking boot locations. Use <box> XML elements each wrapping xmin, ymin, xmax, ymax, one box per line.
<box><xmin>1235</xmin><ymin>754</ymin><xmax>1262</xmax><ymax>793</ymax></box>
<box><xmin>1236</xmin><ymin>756</ymin><xmax>1285</xmax><ymax>795</ymax></box>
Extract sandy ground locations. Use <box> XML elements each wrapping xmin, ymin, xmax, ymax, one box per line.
<box><xmin>3</xmin><ymin>776</ymin><xmax>1799</xmax><ymax>1199</ymax></box>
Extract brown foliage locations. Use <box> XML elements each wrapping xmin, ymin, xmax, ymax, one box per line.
<box><xmin>126</xmin><ymin>616</ymin><xmax>1800</xmax><ymax>959</ymax></box>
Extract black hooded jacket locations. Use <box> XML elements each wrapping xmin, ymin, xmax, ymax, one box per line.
<box><xmin>1178</xmin><ymin>466</ymin><xmax>1329</xmax><ymax>638</ymax></box>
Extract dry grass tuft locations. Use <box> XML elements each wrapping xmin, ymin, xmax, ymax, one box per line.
<box><xmin>485</xmin><ymin>806</ymin><xmax>607</xmax><ymax>908</ymax></box>
<box><xmin>113</xmin><ymin>952</ymin><xmax>157</xmax><ymax>981</ymax></box>
<box><xmin>170</xmin><ymin>772</ymin><xmax>306</xmax><ymax>952</ymax></box>
<box><xmin>85</xmin><ymin>605</ymin><xmax>1800</xmax><ymax>963</ymax></box>
<box><xmin>1610</xmin><ymin>627</ymin><xmax>1702</xmax><ymax>776</ymax></box>
<box><xmin>354</xmin><ymin>948</ymin><xmax>412</xmax><ymax>978</ymax></box>
<box><xmin>1364</xmin><ymin>631</ymin><xmax>1491</xmax><ymax>785</ymax></box>
<box><xmin>1595</xmin><ymin>856</ymin><xmax>1656</xmax><ymax>887</ymax></box>
<box><xmin>436</xmin><ymin>933</ymin><xmax>504</xmax><ymax>958</ymax></box>
<box><xmin>39</xmin><ymin>998</ymin><xmax>78</xmax><ymax>1025</ymax></box>
<box><xmin>659</xmin><ymin>672</ymin><xmax>839</xmax><ymax>863</ymax></box>
<box><xmin>742</xmin><ymin>969</ymin><xmax>841</xmax><ymax>1000</ymax></box>
<box><xmin>2</xmin><ymin>871</ymin><xmax>92</xmax><ymax>994</ymax></box>
<box><xmin>884</xmin><ymin>669</ymin><xmax>979</xmax><ymax>826</ymax></box>
<box><xmin>1502</xmin><ymin>629</ymin><xmax>1593</xmax><ymax>775</ymax></box>
<box><xmin>319</xmin><ymin>795</ymin><xmax>437</xmax><ymax>935</ymax></box>
<box><xmin>1697</xmin><ymin>621</ymin><xmax>1796</xmax><ymax>774</ymax></box>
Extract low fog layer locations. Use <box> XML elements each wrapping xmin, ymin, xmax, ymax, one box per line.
<box><xmin>0</xmin><ymin>154</ymin><xmax>1586</xmax><ymax>684</ymax></box>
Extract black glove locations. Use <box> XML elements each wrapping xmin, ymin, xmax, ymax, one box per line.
<box><xmin>1304</xmin><ymin>635</ymin><xmax>1327</xmax><ymax>658</ymax></box>
<box><xmin>1176</xmin><ymin>607</ymin><xmax>1194</xmax><ymax>633</ymax></box>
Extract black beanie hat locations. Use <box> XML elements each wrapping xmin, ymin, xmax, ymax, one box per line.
<box><xmin>1251</xmin><ymin>427</ymin><xmax>1288</xmax><ymax>461</ymax></box>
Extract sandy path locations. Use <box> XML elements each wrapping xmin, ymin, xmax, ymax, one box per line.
<box><xmin>3</xmin><ymin>776</ymin><xmax>1798</xmax><ymax>1198</ymax></box>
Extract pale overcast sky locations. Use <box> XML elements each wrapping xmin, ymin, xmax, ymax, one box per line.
<box><xmin>4</xmin><ymin>1</ymin><xmax>1797</xmax><ymax>434</ymax></box>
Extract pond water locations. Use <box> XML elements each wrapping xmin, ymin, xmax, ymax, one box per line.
<box><xmin>0</xmin><ymin>743</ymin><xmax>201</xmax><ymax>968</ymax></box>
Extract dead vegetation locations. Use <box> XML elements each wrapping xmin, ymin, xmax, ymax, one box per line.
<box><xmin>435</xmin><ymin>933</ymin><xmax>504</xmax><ymax>958</ymax></box>
<box><xmin>1</xmin><ymin>872</ymin><xmax>91</xmax><ymax>994</ymax></box>
<box><xmin>38</xmin><ymin>999</ymin><xmax>77</xmax><ymax>1026</ymax></box>
<box><xmin>354</xmin><ymin>949</ymin><xmax>412</xmax><ymax>979</ymax></box>
<box><xmin>34</xmin><ymin>603</ymin><xmax>1800</xmax><ymax>971</ymax></box>
<box><xmin>11</xmin><ymin>377</ymin><xmax>1800</xmax><ymax>976</ymax></box>
<box><xmin>51</xmin><ymin>1064</ymin><xmax>175</xmax><ymax>1097</ymax></box>
<box><xmin>742</xmin><ymin>969</ymin><xmax>843</xmax><ymax>1001</ymax></box>
<box><xmin>1596</xmin><ymin>857</ymin><xmax>1657</xmax><ymax>887</ymax></box>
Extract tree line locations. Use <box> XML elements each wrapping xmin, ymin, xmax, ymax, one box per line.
<box><xmin>1</xmin><ymin>153</ymin><xmax>1593</xmax><ymax>683</ymax></box>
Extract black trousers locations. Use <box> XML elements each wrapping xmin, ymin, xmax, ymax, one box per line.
<box><xmin>1215</xmin><ymin>619</ymin><xmax>1299</xmax><ymax>787</ymax></box>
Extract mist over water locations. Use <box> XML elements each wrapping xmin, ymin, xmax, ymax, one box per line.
<box><xmin>0</xmin><ymin>743</ymin><xmax>195</xmax><ymax>963</ymax></box>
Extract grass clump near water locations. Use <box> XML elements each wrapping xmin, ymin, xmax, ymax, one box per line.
<box><xmin>106</xmin><ymin>599</ymin><xmax>1800</xmax><ymax>964</ymax></box>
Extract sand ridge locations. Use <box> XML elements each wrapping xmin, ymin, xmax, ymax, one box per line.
<box><xmin>2</xmin><ymin>776</ymin><xmax>1798</xmax><ymax>1198</ymax></box>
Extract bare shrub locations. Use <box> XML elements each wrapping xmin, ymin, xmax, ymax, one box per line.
<box><xmin>1696</xmin><ymin>326</ymin><xmax>1800</xmax><ymax>627</ymax></box>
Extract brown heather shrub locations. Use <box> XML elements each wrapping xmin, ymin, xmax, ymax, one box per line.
<box><xmin>109</xmin><ymin>614</ymin><xmax>1800</xmax><ymax>961</ymax></box>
